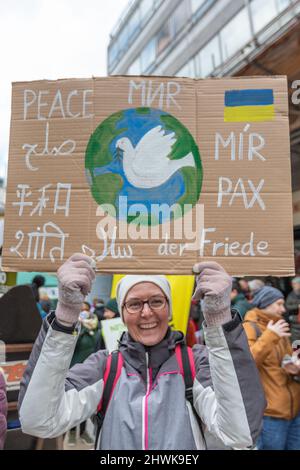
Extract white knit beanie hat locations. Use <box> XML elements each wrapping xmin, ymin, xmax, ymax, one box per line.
<box><xmin>116</xmin><ymin>275</ymin><xmax>172</xmax><ymax>322</ymax></box>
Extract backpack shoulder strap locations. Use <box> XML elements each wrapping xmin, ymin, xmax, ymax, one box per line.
<box><xmin>175</xmin><ymin>343</ymin><xmax>206</xmax><ymax>449</ymax></box>
<box><xmin>243</xmin><ymin>320</ymin><xmax>262</xmax><ymax>339</ymax></box>
<box><xmin>175</xmin><ymin>343</ymin><xmax>195</xmax><ymax>400</ymax></box>
<box><xmin>94</xmin><ymin>350</ymin><xmax>123</xmax><ymax>448</ymax></box>
<box><xmin>97</xmin><ymin>350</ymin><xmax>123</xmax><ymax>413</ymax></box>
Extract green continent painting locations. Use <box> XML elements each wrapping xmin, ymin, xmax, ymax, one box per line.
<box><xmin>85</xmin><ymin>108</ymin><xmax>203</xmax><ymax>225</ymax></box>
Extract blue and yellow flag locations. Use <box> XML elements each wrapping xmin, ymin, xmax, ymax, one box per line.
<box><xmin>224</xmin><ymin>89</ymin><xmax>274</xmax><ymax>122</ymax></box>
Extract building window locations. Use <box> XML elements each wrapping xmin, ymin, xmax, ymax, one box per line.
<box><xmin>197</xmin><ymin>35</ymin><xmax>221</xmax><ymax>77</ymax></box>
<box><xmin>108</xmin><ymin>0</ymin><xmax>165</xmax><ymax>72</ymax></box>
<box><xmin>250</xmin><ymin>0</ymin><xmax>291</xmax><ymax>33</ymax></box>
<box><xmin>170</xmin><ymin>0</ymin><xmax>189</xmax><ymax>37</ymax></box>
<box><xmin>191</xmin><ymin>0</ymin><xmax>206</xmax><ymax>14</ymax></box>
<box><xmin>220</xmin><ymin>8</ymin><xmax>251</xmax><ymax>61</ymax></box>
<box><xmin>128</xmin><ymin>8</ymin><xmax>141</xmax><ymax>41</ymax></box>
<box><xmin>141</xmin><ymin>37</ymin><xmax>156</xmax><ymax>72</ymax></box>
<box><xmin>250</xmin><ymin>0</ymin><xmax>277</xmax><ymax>32</ymax></box>
<box><xmin>156</xmin><ymin>22</ymin><xmax>172</xmax><ymax>55</ymax></box>
<box><xmin>276</xmin><ymin>0</ymin><xmax>291</xmax><ymax>11</ymax></box>
<box><xmin>140</xmin><ymin>0</ymin><xmax>154</xmax><ymax>22</ymax></box>
<box><xmin>176</xmin><ymin>59</ymin><xmax>195</xmax><ymax>78</ymax></box>
<box><xmin>127</xmin><ymin>57</ymin><xmax>141</xmax><ymax>75</ymax></box>
<box><xmin>108</xmin><ymin>41</ymin><xmax>119</xmax><ymax>67</ymax></box>
<box><xmin>117</xmin><ymin>25</ymin><xmax>129</xmax><ymax>55</ymax></box>
<box><xmin>154</xmin><ymin>0</ymin><xmax>163</xmax><ymax>9</ymax></box>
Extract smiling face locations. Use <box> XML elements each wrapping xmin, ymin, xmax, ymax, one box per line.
<box><xmin>122</xmin><ymin>282</ymin><xmax>169</xmax><ymax>346</ymax></box>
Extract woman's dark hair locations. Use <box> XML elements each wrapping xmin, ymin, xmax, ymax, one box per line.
<box><xmin>31</xmin><ymin>275</ymin><xmax>46</xmax><ymax>302</ymax></box>
<box><xmin>32</xmin><ymin>275</ymin><xmax>45</xmax><ymax>288</ymax></box>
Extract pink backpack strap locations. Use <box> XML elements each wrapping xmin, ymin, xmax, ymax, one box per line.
<box><xmin>187</xmin><ymin>346</ymin><xmax>196</xmax><ymax>381</ymax></box>
<box><xmin>97</xmin><ymin>351</ymin><xmax>123</xmax><ymax>413</ymax></box>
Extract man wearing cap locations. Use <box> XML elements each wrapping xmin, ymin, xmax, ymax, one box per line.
<box><xmin>244</xmin><ymin>286</ymin><xmax>300</xmax><ymax>450</ymax></box>
<box><xmin>18</xmin><ymin>253</ymin><xmax>265</xmax><ymax>450</ymax></box>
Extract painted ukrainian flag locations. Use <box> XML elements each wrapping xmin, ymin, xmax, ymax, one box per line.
<box><xmin>224</xmin><ymin>89</ymin><xmax>274</xmax><ymax>122</ymax></box>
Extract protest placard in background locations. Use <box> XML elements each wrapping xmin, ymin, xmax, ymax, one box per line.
<box><xmin>101</xmin><ymin>317</ymin><xmax>127</xmax><ymax>352</ymax></box>
<box><xmin>2</xmin><ymin>76</ymin><xmax>294</xmax><ymax>275</ymax></box>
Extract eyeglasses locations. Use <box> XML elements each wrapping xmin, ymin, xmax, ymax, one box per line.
<box><xmin>123</xmin><ymin>295</ymin><xmax>168</xmax><ymax>314</ymax></box>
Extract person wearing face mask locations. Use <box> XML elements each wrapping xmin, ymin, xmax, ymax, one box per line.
<box><xmin>243</xmin><ymin>286</ymin><xmax>300</xmax><ymax>450</ymax></box>
<box><xmin>18</xmin><ymin>253</ymin><xmax>265</xmax><ymax>450</ymax></box>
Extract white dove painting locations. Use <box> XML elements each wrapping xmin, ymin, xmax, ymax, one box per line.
<box><xmin>86</xmin><ymin>107</ymin><xmax>202</xmax><ymax>226</ymax></box>
<box><xmin>116</xmin><ymin>125</ymin><xmax>196</xmax><ymax>189</ymax></box>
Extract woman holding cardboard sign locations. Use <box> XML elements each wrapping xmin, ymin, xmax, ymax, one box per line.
<box><xmin>18</xmin><ymin>253</ymin><xmax>265</xmax><ymax>450</ymax></box>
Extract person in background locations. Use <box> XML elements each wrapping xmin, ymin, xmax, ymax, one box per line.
<box><xmin>186</xmin><ymin>315</ymin><xmax>197</xmax><ymax>347</ymax></box>
<box><xmin>103</xmin><ymin>298</ymin><xmax>120</xmax><ymax>320</ymax></box>
<box><xmin>79</xmin><ymin>301</ymin><xmax>91</xmax><ymax>317</ymax></box>
<box><xmin>19</xmin><ymin>254</ymin><xmax>266</xmax><ymax>450</ymax></box>
<box><xmin>186</xmin><ymin>298</ymin><xmax>202</xmax><ymax>347</ymax></box>
<box><xmin>286</xmin><ymin>277</ymin><xmax>300</xmax><ymax>317</ymax></box>
<box><xmin>40</xmin><ymin>299</ymin><xmax>52</xmax><ymax>313</ymax></box>
<box><xmin>93</xmin><ymin>298</ymin><xmax>121</xmax><ymax>352</ymax></box>
<box><xmin>238</xmin><ymin>278</ymin><xmax>251</xmax><ymax>300</ymax></box>
<box><xmin>231</xmin><ymin>280</ymin><xmax>253</xmax><ymax>319</ymax></box>
<box><xmin>30</xmin><ymin>275</ymin><xmax>45</xmax><ymax>302</ymax></box>
<box><xmin>91</xmin><ymin>297</ymin><xmax>105</xmax><ymax>321</ymax></box>
<box><xmin>286</xmin><ymin>277</ymin><xmax>300</xmax><ymax>346</ymax></box>
<box><xmin>39</xmin><ymin>299</ymin><xmax>52</xmax><ymax>319</ymax></box>
<box><xmin>0</xmin><ymin>367</ymin><xmax>7</xmax><ymax>450</ymax></box>
<box><xmin>189</xmin><ymin>299</ymin><xmax>202</xmax><ymax>331</ymax></box>
<box><xmin>30</xmin><ymin>275</ymin><xmax>47</xmax><ymax>319</ymax></box>
<box><xmin>248</xmin><ymin>279</ymin><xmax>265</xmax><ymax>300</ymax></box>
<box><xmin>243</xmin><ymin>286</ymin><xmax>300</xmax><ymax>450</ymax></box>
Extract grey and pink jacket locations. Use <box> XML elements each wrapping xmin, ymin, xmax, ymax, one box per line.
<box><xmin>0</xmin><ymin>371</ymin><xmax>7</xmax><ymax>450</ymax></box>
<box><xmin>18</xmin><ymin>311</ymin><xmax>266</xmax><ymax>450</ymax></box>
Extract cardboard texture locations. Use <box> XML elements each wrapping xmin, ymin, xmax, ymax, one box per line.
<box><xmin>2</xmin><ymin>76</ymin><xmax>295</xmax><ymax>275</ymax></box>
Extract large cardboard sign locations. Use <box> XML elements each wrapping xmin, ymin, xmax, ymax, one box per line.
<box><xmin>2</xmin><ymin>76</ymin><xmax>294</xmax><ymax>275</ymax></box>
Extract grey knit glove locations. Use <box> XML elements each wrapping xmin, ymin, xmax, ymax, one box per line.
<box><xmin>192</xmin><ymin>261</ymin><xmax>232</xmax><ymax>327</ymax></box>
<box><xmin>55</xmin><ymin>253</ymin><xmax>95</xmax><ymax>327</ymax></box>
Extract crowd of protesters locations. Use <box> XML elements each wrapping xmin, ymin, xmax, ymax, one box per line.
<box><xmin>18</xmin><ymin>256</ymin><xmax>265</xmax><ymax>450</ymax></box>
<box><xmin>1</xmin><ymin>267</ymin><xmax>300</xmax><ymax>450</ymax></box>
<box><xmin>189</xmin><ymin>275</ymin><xmax>300</xmax><ymax>450</ymax></box>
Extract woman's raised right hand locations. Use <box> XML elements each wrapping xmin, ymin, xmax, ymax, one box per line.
<box><xmin>55</xmin><ymin>253</ymin><xmax>95</xmax><ymax>326</ymax></box>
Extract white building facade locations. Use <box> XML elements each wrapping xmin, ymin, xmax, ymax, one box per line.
<box><xmin>108</xmin><ymin>0</ymin><xmax>300</xmax><ymax>79</ymax></box>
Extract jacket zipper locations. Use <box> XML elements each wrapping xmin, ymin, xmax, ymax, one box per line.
<box><xmin>142</xmin><ymin>352</ymin><xmax>152</xmax><ymax>450</ymax></box>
